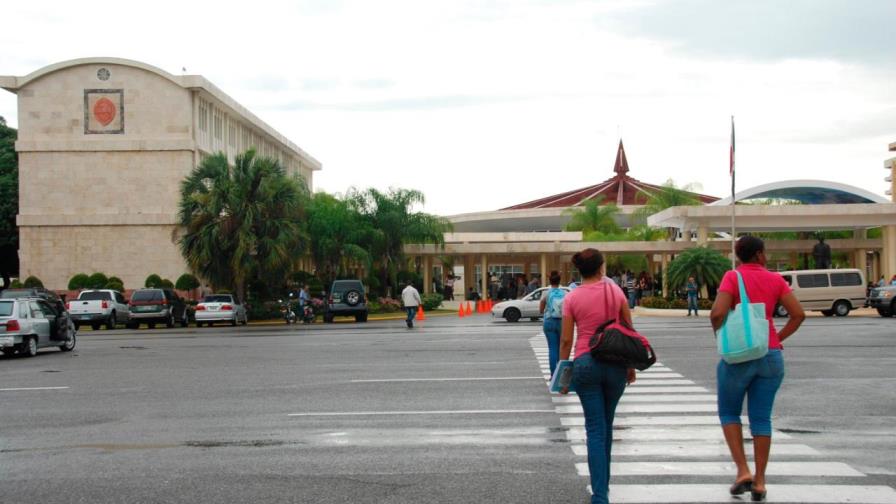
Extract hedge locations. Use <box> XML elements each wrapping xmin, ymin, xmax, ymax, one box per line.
<box><xmin>68</xmin><ymin>273</ymin><xmax>89</xmax><ymax>290</ymax></box>
<box><xmin>421</xmin><ymin>293</ymin><xmax>443</xmax><ymax>312</ymax></box>
<box><xmin>23</xmin><ymin>276</ymin><xmax>44</xmax><ymax>288</ymax></box>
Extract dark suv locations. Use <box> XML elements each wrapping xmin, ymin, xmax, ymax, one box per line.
<box><xmin>127</xmin><ymin>288</ymin><xmax>188</xmax><ymax>329</ymax></box>
<box><xmin>324</xmin><ymin>280</ymin><xmax>368</xmax><ymax>323</ymax></box>
<box><xmin>868</xmin><ymin>285</ymin><xmax>896</xmax><ymax>317</ymax></box>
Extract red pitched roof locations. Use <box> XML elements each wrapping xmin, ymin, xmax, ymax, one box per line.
<box><xmin>501</xmin><ymin>140</ymin><xmax>719</xmax><ymax>209</ymax></box>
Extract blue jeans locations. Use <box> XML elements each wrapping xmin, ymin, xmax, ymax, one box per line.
<box><xmin>627</xmin><ymin>290</ymin><xmax>636</xmax><ymax>308</ymax></box>
<box><xmin>717</xmin><ymin>350</ymin><xmax>785</xmax><ymax>436</ymax></box>
<box><xmin>542</xmin><ymin>317</ymin><xmax>561</xmax><ymax>377</ymax></box>
<box><xmin>687</xmin><ymin>294</ymin><xmax>698</xmax><ymax>315</ymax></box>
<box><xmin>405</xmin><ymin>307</ymin><xmax>417</xmax><ymax>324</ymax></box>
<box><xmin>573</xmin><ymin>354</ymin><xmax>628</xmax><ymax>504</ymax></box>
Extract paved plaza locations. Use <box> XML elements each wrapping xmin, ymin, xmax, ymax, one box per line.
<box><xmin>1</xmin><ymin>315</ymin><xmax>895</xmax><ymax>503</ymax></box>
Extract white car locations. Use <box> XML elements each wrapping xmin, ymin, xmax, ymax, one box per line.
<box><xmin>491</xmin><ymin>287</ymin><xmax>570</xmax><ymax>322</ymax></box>
<box><xmin>194</xmin><ymin>294</ymin><xmax>248</xmax><ymax>327</ymax></box>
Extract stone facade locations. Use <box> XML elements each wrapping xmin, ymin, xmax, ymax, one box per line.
<box><xmin>1</xmin><ymin>58</ymin><xmax>321</xmax><ymax>290</ymax></box>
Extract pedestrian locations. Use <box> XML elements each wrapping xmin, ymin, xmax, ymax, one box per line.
<box><xmin>538</xmin><ymin>270</ymin><xmax>567</xmax><ymax>377</ymax></box>
<box><xmin>709</xmin><ymin>236</ymin><xmax>805</xmax><ymax>502</ymax></box>
<box><xmin>401</xmin><ymin>282</ymin><xmax>422</xmax><ymax>329</ymax></box>
<box><xmin>558</xmin><ymin>248</ymin><xmax>636</xmax><ymax>504</ymax></box>
<box><xmin>878</xmin><ymin>275</ymin><xmax>887</xmax><ymax>288</ymax></box>
<box><xmin>516</xmin><ymin>276</ymin><xmax>527</xmax><ymax>299</ymax></box>
<box><xmin>444</xmin><ymin>275</ymin><xmax>455</xmax><ymax>301</ymax></box>
<box><xmin>625</xmin><ymin>275</ymin><xmax>636</xmax><ymax>309</ymax></box>
<box><xmin>467</xmin><ymin>286</ymin><xmax>481</xmax><ymax>301</ymax></box>
<box><xmin>686</xmin><ymin>276</ymin><xmax>699</xmax><ymax>316</ymax></box>
<box><xmin>527</xmin><ymin>275</ymin><xmax>540</xmax><ymax>294</ymax></box>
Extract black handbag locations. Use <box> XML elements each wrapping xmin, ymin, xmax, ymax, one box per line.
<box><xmin>588</xmin><ymin>284</ymin><xmax>657</xmax><ymax>371</ymax></box>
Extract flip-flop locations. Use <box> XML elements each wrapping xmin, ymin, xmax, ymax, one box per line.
<box><xmin>729</xmin><ymin>479</ymin><xmax>753</xmax><ymax>495</ymax></box>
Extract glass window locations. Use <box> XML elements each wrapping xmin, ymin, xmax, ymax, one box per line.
<box><xmin>202</xmin><ymin>295</ymin><xmax>233</xmax><ymax>303</ymax></box>
<box><xmin>79</xmin><ymin>291</ymin><xmax>112</xmax><ymax>301</ymax></box>
<box><xmin>30</xmin><ymin>302</ymin><xmax>45</xmax><ymax>319</ymax></box>
<box><xmin>528</xmin><ymin>290</ymin><xmax>543</xmax><ymax>301</ymax></box>
<box><xmin>0</xmin><ymin>301</ymin><xmax>13</xmax><ymax>317</ymax></box>
<box><xmin>19</xmin><ymin>302</ymin><xmax>29</xmax><ymax>318</ymax></box>
<box><xmin>797</xmin><ymin>274</ymin><xmax>829</xmax><ymax>288</ymax></box>
<box><xmin>131</xmin><ymin>290</ymin><xmax>163</xmax><ymax>302</ymax></box>
<box><xmin>830</xmin><ymin>272</ymin><xmax>862</xmax><ymax>287</ymax></box>
<box><xmin>781</xmin><ymin>275</ymin><xmax>792</xmax><ymax>286</ymax></box>
<box><xmin>115</xmin><ymin>292</ymin><xmax>126</xmax><ymax>304</ymax></box>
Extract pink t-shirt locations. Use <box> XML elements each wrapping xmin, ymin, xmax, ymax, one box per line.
<box><xmin>717</xmin><ymin>263</ymin><xmax>792</xmax><ymax>350</ymax></box>
<box><xmin>562</xmin><ymin>278</ymin><xmax>627</xmax><ymax>359</ymax></box>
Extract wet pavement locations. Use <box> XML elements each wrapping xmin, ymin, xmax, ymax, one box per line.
<box><xmin>0</xmin><ymin>314</ymin><xmax>894</xmax><ymax>503</ymax></box>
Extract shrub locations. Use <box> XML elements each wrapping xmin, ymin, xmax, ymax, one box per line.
<box><xmin>68</xmin><ymin>273</ymin><xmax>89</xmax><ymax>290</ymax></box>
<box><xmin>23</xmin><ymin>276</ymin><xmax>43</xmax><ymax>288</ymax></box>
<box><xmin>86</xmin><ymin>272</ymin><xmax>109</xmax><ymax>289</ymax></box>
<box><xmin>698</xmin><ymin>298</ymin><xmax>713</xmax><ymax>310</ymax></box>
<box><xmin>639</xmin><ymin>297</ymin><xmax>670</xmax><ymax>309</ymax></box>
<box><xmin>160</xmin><ymin>278</ymin><xmax>174</xmax><ymax>289</ymax></box>
<box><xmin>107</xmin><ymin>276</ymin><xmax>124</xmax><ymax>289</ymax></box>
<box><xmin>175</xmin><ymin>273</ymin><xmax>200</xmax><ymax>291</ymax></box>
<box><xmin>374</xmin><ymin>297</ymin><xmax>402</xmax><ymax>313</ymax></box>
<box><xmin>106</xmin><ymin>280</ymin><xmax>124</xmax><ymax>292</ymax></box>
<box><xmin>10</xmin><ymin>279</ymin><xmax>23</xmax><ymax>288</ymax></box>
<box><xmin>248</xmin><ymin>301</ymin><xmax>282</xmax><ymax>321</ymax></box>
<box><xmin>145</xmin><ymin>274</ymin><xmax>163</xmax><ymax>288</ymax></box>
<box><xmin>669</xmin><ymin>298</ymin><xmax>688</xmax><ymax>309</ymax></box>
<box><xmin>421</xmin><ymin>293</ymin><xmax>443</xmax><ymax>311</ymax></box>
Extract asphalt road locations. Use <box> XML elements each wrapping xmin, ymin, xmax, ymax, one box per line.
<box><xmin>1</xmin><ymin>313</ymin><xmax>894</xmax><ymax>503</ymax></box>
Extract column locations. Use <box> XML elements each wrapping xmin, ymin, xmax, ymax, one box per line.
<box><xmin>696</xmin><ymin>225</ymin><xmax>708</xmax><ymax>246</ymax></box>
<box><xmin>464</xmin><ymin>255</ymin><xmax>475</xmax><ymax>300</ymax></box>
<box><xmin>540</xmin><ymin>253</ymin><xmax>548</xmax><ymax>287</ymax></box>
<box><xmin>883</xmin><ymin>225</ymin><xmax>896</xmax><ymax>281</ymax></box>
<box><xmin>661</xmin><ymin>253</ymin><xmax>669</xmax><ymax>298</ymax></box>
<box><xmin>423</xmin><ymin>256</ymin><xmax>432</xmax><ymax>295</ymax></box>
<box><xmin>853</xmin><ymin>229</ymin><xmax>867</xmax><ymax>277</ymax></box>
<box><xmin>480</xmin><ymin>254</ymin><xmax>488</xmax><ymax>299</ymax></box>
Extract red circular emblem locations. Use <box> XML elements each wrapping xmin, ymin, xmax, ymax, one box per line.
<box><xmin>93</xmin><ymin>97</ymin><xmax>117</xmax><ymax>126</ymax></box>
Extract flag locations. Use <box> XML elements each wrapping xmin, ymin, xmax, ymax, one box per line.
<box><xmin>729</xmin><ymin>116</ymin><xmax>735</xmax><ymax>177</ymax></box>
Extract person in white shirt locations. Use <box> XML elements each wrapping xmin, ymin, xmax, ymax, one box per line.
<box><xmin>401</xmin><ymin>283</ymin><xmax>422</xmax><ymax>328</ymax></box>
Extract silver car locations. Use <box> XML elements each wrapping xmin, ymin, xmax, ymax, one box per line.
<box><xmin>491</xmin><ymin>287</ymin><xmax>570</xmax><ymax>322</ymax></box>
<box><xmin>194</xmin><ymin>294</ymin><xmax>248</xmax><ymax>327</ymax></box>
<box><xmin>0</xmin><ymin>297</ymin><xmax>77</xmax><ymax>357</ymax></box>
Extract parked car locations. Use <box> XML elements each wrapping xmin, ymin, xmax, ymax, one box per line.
<box><xmin>195</xmin><ymin>294</ymin><xmax>248</xmax><ymax>327</ymax></box>
<box><xmin>867</xmin><ymin>285</ymin><xmax>896</xmax><ymax>317</ymax></box>
<box><xmin>324</xmin><ymin>280</ymin><xmax>368</xmax><ymax>323</ymax></box>
<box><xmin>0</xmin><ymin>297</ymin><xmax>77</xmax><ymax>357</ymax></box>
<box><xmin>67</xmin><ymin>289</ymin><xmax>129</xmax><ymax>330</ymax></box>
<box><xmin>126</xmin><ymin>288</ymin><xmax>188</xmax><ymax>329</ymax></box>
<box><xmin>0</xmin><ymin>287</ymin><xmax>66</xmax><ymax>315</ymax></box>
<box><xmin>774</xmin><ymin>269</ymin><xmax>866</xmax><ymax>317</ymax></box>
<box><xmin>492</xmin><ymin>286</ymin><xmax>570</xmax><ymax>322</ymax></box>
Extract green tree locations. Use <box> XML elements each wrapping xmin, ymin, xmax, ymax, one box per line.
<box><xmin>306</xmin><ymin>192</ymin><xmax>372</xmax><ymax>288</ymax></box>
<box><xmin>68</xmin><ymin>273</ymin><xmax>90</xmax><ymax>290</ymax></box>
<box><xmin>145</xmin><ymin>274</ymin><xmax>163</xmax><ymax>288</ymax></box>
<box><xmin>23</xmin><ymin>275</ymin><xmax>44</xmax><ymax>288</ymax></box>
<box><xmin>347</xmin><ymin>188</ymin><xmax>450</xmax><ymax>297</ymax></box>
<box><xmin>175</xmin><ymin>273</ymin><xmax>200</xmax><ymax>291</ymax></box>
<box><xmin>666</xmin><ymin>246</ymin><xmax>730</xmax><ymax>294</ymax></box>
<box><xmin>0</xmin><ymin>116</ymin><xmax>18</xmax><ymax>289</ymax></box>
<box><xmin>635</xmin><ymin>180</ymin><xmax>702</xmax><ymax>240</ymax></box>
<box><xmin>564</xmin><ymin>196</ymin><xmax>621</xmax><ymax>236</ymax></box>
<box><xmin>87</xmin><ymin>272</ymin><xmax>109</xmax><ymax>289</ymax></box>
<box><xmin>177</xmin><ymin>149</ymin><xmax>309</xmax><ymax>301</ymax></box>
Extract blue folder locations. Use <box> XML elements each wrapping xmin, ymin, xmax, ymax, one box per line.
<box><xmin>549</xmin><ymin>360</ymin><xmax>576</xmax><ymax>393</ymax></box>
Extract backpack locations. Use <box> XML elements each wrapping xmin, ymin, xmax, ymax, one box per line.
<box><xmin>545</xmin><ymin>288</ymin><xmax>565</xmax><ymax>319</ymax></box>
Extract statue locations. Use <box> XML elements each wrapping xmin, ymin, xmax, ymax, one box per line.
<box><xmin>812</xmin><ymin>236</ymin><xmax>832</xmax><ymax>269</ymax></box>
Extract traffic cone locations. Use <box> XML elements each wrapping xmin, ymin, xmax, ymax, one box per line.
<box><xmin>487</xmin><ymin>299</ymin><xmax>493</xmax><ymax>311</ymax></box>
<box><xmin>476</xmin><ymin>300</ymin><xmax>482</xmax><ymax>313</ymax></box>
<box><xmin>458</xmin><ymin>304</ymin><xmax>465</xmax><ymax>318</ymax></box>
<box><xmin>465</xmin><ymin>302</ymin><xmax>473</xmax><ymax>316</ymax></box>
<box><xmin>417</xmin><ymin>305</ymin><xmax>426</xmax><ymax>321</ymax></box>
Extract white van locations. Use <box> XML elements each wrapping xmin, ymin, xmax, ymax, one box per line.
<box><xmin>775</xmin><ymin>269</ymin><xmax>866</xmax><ymax>317</ymax></box>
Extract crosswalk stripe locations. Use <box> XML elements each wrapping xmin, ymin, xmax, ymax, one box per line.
<box><xmin>624</xmin><ymin>386</ymin><xmax>709</xmax><ymax>394</ymax></box>
<box><xmin>602</xmin><ymin>484</ymin><xmax>896</xmax><ymax>503</ymax></box>
<box><xmin>556</xmin><ymin>403</ymin><xmax>717</xmax><ymax>414</ymax></box>
<box><xmin>630</xmin><ymin>379</ymin><xmax>696</xmax><ymax>386</ymax></box>
<box><xmin>610</xmin><ymin>461</ymin><xmax>865</xmax><ymax>477</ymax></box>
<box><xmin>560</xmin><ymin>415</ymin><xmax>741</xmax><ymax>427</ymax></box>
<box><xmin>573</xmin><ymin>442</ymin><xmax>819</xmax><ymax>458</ymax></box>
<box><xmin>631</xmin><ymin>372</ymin><xmax>684</xmax><ymax>378</ymax></box>
<box><xmin>564</xmin><ymin>426</ymin><xmax>792</xmax><ymax>442</ymax></box>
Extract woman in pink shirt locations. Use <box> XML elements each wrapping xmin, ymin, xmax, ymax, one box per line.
<box><xmin>559</xmin><ymin>248</ymin><xmax>636</xmax><ymax>504</ymax></box>
<box><xmin>710</xmin><ymin>236</ymin><xmax>805</xmax><ymax>502</ymax></box>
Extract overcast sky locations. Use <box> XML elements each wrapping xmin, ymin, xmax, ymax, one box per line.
<box><xmin>2</xmin><ymin>0</ymin><xmax>894</xmax><ymax>215</ymax></box>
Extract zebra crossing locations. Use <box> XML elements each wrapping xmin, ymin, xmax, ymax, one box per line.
<box><xmin>529</xmin><ymin>335</ymin><xmax>896</xmax><ymax>503</ymax></box>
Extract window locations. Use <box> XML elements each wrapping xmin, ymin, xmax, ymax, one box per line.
<box><xmin>797</xmin><ymin>274</ymin><xmax>829</xmax><ymax>288</ymax></box>
<box><xmin>30</xmin><ymin>302</ymin><xmax>45</xmax><ymax>319</ymax></box>
<box><xmin>131</xmin><ymin>290</ymin><xmax>163</xmax><ymax>302</ymax></box>
<box><xmin>781</xmin><ymin>275</ymin><xmax>792</xmax><ymax>286</ymax></box>
<box><xmin>0</xmin><ymin>301</ymin><xmax>13</xmax><ymax>317</ymax></box>
<box><xmin>79</xmin><ymin>291</ymin><xmax>112</xmax><ymax>301</ymax></box>
<box><xmin>228</xmin><ymin>119</ymin><xmax>236</xmax><ymax>147</ymax></box>
<box><xmin>198</xmin><ymin>101</ymin><xmax>208</xmax><ymax>132</ymax></box>
<box><xmin>830</xmin><ymin>272</ymin><xmax>862</xmax><ymax>287</ymax></box>
<box><xmin>214</xmin><ymin>109</ymin><xmax>222</xmax><ymax>141</ymax></box>
<box><xmin>19</xmin><ymin>302</ymin><xmax>29</xmax><ymax>318</ymax></box>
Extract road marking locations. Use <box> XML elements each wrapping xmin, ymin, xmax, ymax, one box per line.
<box><xmin>287</xmin><ymin>409</ymin><xmax>557</xmax><ymax>417</ymax></box>
<box><xmin>556</xmin><ymin>403</ymin><xmax>717</xmax><ymax>414</ymax></box>
<box><xmin>0</xmin><ymin>386</ymin><xmax>70</xmax><ymax>392</ymax></box>
<box><xmin>550</xmin><ymin>394</ymin><xmax>715</xmax><ymax>404</ymax></box>
<box><xmin>625</xmin><ymin>386</ymin><xmax>708</xmax><ymax>393</ymax></box>
<box><xmin>565</xmin><ymin>426</ymin><xmax>791</xmax><ymax>441</ymax></box>
<box><xmin>610</xmin><ymin>461</ymin><xmax>864</xmax><ymax>477</ymax></box>
<box><xmin>573</xmin><ymin>442</ymin><xmax>819</xmax><ymax>457</ymax></box>
<box><xmin>560</xmin><ymin>415</ymin><xmax>738</xmax><ymax>427</ymax></box>
<box><xmin>602</xmin><ymin>484</ymin><xmax>896</xmax><ymax>503</ymax></box>
<box><xmin>630</xmin><ymin>372</ymin><xmax>684</xmax><ymax>378</ymax></box>
<box><xmin>630</xmin><ymin>379</ymin><xmax>696</xmax><ymax>386</ymax></box>
<box><xmin>350</xmin><ymin>376</ymin><xmax>543</xmax><ymax>383</ymax></box>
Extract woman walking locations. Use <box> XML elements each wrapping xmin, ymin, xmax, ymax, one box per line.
<box><xmin>710</xmin><ymin>236</ymin><xmax>805</xmax><ymax>502</ymax></box>
<box><xmin>559</xmin><ymin>248</ymin><xmax>636</xmax><ymax>504</ymax></box>
<box><xmin>539</xmin><ymin>270</ymin><xmax>567</xmax><ymax>377</ymax></box>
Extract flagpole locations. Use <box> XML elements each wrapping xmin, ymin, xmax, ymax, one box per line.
<box><xmin>730</xmin><ymin>115</ymin><xmax>736</xmax><ymax>269</ymax></box>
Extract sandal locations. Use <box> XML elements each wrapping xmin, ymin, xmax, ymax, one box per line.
<box><xmin>729</xmin><ymin>479</ymin><xmax>753</xmax><ymax>495</ymax></box>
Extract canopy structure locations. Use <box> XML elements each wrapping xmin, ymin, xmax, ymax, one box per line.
<box><xmin>711</xmin><ymin>180</ymin><xmax>890</xmax><ymax>206</ymax></box>
<box><xmin>501</xmin><ymin>140</ymin><xmax>718</xmax><ymax>209</ymax></box>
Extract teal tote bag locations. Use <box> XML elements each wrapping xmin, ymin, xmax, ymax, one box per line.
<box><xmin>717</xmin><ymin>271</ymin><xmax>769</xmax><ymax>364</ymax></box>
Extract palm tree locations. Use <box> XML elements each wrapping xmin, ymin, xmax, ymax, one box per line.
<box><xmin>177</xmin><ymin>149</ymin><xmax>308</xmax><ymax>301</ymax></box>
<box><xmin>635</xmin><ymin>179</ymin><xmax>701</xmax><ymax>240</ymax></box>
<box><xmin>564</xmin><ymin>196</ymin><xmax>621</xmax><ymax>235</ymax></box>
<box><xmin>666</xmin><ymin>246</ymin><xmax>731</xmax><ymax>294</ymax></box>
<box><xmin>347</xmin><ymin>188</ymin><xmax>451</xmax><ymax>297</ymax></box>
<box><xmin>306</xmin><ymin>192</ymin><xmax>373</xmax><ymax>287</ymax></box>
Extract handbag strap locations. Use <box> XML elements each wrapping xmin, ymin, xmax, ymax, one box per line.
<box><xmin>735</xmin><ymin>270</ymin><xmax>754</xmax><ymax>348</ymax></box>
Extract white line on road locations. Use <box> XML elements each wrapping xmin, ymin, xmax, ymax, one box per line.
<box><xmin>560</xmin><ymin>415</ymin><xmax>744</xmax><ymax>427</ymax></box>
<box><xmin>610</xmin><ymin>461</ymin><xmax>864</xmax><ymax>477</ymax></box>
<box><xmin>349</xmin><ymin>376</ymin><xmax>543</xmax><ymax>383</ymax></box>
<box><xmin>625</xmin><ymin>386</ymin><xmax>709</xmax><ymax>394</ymax></box>
<box><xmin>287</xmin><ymin>409</ymin><xmax>557</xmax><ymax>417</ymax></box>
<box><xmin>564</xmin><ymin>426</ymin><xmax>791</xmax><ymax>441</ymax></box>
<box><xmin>0</xmin><ymin>386</ymin><xmax>70</xmax><ymax>392</ymax></box>
<box><xmin>630</xmin><ymin>379</ymin><xmax>696</xmax><ymax>386</ymax></box>
<box><xmin>552</xmin><ymin>394</ymin><xmax>716</xmax><ymax>404</ymax></box>
<box><xmin>573</xmin><ymin>442</ymin><xmax>818</xmax><ymax>457</ymax></box>
<box><xmin>602</xmin><ymin>484</ymin><xmax>896</xmax><ymax>503</ymax></box>
<box><xmin>556</xmin><ymin>403</ymin><xmax>717</xmax><ymax>414</ymax></box>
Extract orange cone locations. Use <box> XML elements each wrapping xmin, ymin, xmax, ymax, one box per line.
<box><xmin>487</xmin><ymin>299</ymin><xmax>493</xmax><ymax>311</ymax></box>
<box><xmin>417</xmin><ymin>305</ymin><xmax>426</xmax><ymax>321</ymax></box>
<box><xmin>465</xmin><ymin>302</ymin><xmax>473</xmax><ymax>316</ymax></box>
<box><xmin>476</xmin><ymin>300</ymin><xmax>483</xmax><ymax>313</ymax></box>
<box><xmin>458</xmin><ymin>304</ymin><xmax>465</xmax><ymax>318</ymax></box>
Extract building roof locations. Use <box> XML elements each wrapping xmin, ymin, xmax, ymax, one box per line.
<box><xmin>0</xmin><ymin>57</ymin><xmax>321</xmax><ymax>170</ymax></box>
<box><xmin>710</xmin><ymin>180</ymin><xmax>890</xmax><ymax>206</ymax></box>
<box><xmin>501</xmin><ymin>140</ymin><xmax>719</xmax><ymax>210</ymax></box>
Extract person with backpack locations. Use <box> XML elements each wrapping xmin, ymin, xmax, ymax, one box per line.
<box><xmin>710</xmin><ymin>236</ymin><xmax>805</xmax><ymax>502</ymax></box>
<box><xmin>538</xmin><ymin>270</ymin><xmax>567</xmax><ymax>377</ymax></box>
<box><xmin>558</xmin><ymin>249</ymin><xmax>636</xmax><ymax>504</ymax></box>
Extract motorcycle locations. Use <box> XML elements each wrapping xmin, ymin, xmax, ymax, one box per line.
<box><xmin>301</xmin><ymin>300</ymin><xmax>315</xmax><ymax>324</ymax></box>
<box><xmin>280</xmin><ymin>295</ymin><xmax>297</xmax><ymax>324</ymax></box>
